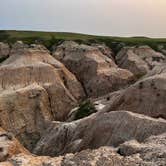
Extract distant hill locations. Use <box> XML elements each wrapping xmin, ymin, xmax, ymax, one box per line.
<box><xmin>0</xmin><ymin>30</ymin><xmax>166</xmax><ymax>52</ymax></box>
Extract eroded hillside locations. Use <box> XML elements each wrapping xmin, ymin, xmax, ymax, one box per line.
<box><xmin>0</xmin><ymin>39</ymin><xmax>166</xmax><ymax>166</ymax></box>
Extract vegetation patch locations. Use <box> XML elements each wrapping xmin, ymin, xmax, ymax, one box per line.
<box><xmin>0</xmin><ymin>30</ymin><xmax>166</xmax><ymax>54</ymax></box>
<box><xmin>75</xmin><ymin>100</ymin><xmax>97</xmax><ymax>120</ymax></box>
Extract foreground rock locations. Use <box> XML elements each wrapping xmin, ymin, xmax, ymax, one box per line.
<box><xmin>0</xmin><ymin>128</ymin><xmax>29</xmax><ymax>162</ymax></box>
<box><xmin>2</xmin><ymin>133</ymin><xmax>166</xmax><ymax>166</ymax></box>
<box><xmin>0</xmin><ymin>42</ymin><xmax>10</xmax><ymax>61</ymax></box>
<box><xmin>118</xmin><ymin>133</ymin><xmax>166</xmax><ymax>166</ymax></box>
<box><xmin>34</xmin><ymin>111</ymin><xmax>166</xmax><ymax>156</ymax></box>
<box><xmin>0</xmin><ymin>42</ymin><xmax>85</xmax><ymax>150</ymax></box>
<box><xmin>0</xmin><ymin>147</ymin><xmax>146</xmax><ymax>166</ymax></box>
<box><xmin>116</xmin><ymin>46</ymin><xmax>165</xmax><ymax>78</ymax></box>
<box><xmin>53</xmin><ymin>41</ymin><xmax>134</xmax><ymax>97</ymax></box>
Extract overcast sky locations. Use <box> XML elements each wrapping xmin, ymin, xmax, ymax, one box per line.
<box><xmin>0</xmin><ymin>0</ymin><xmax>166</xmax><ymax>37</ymax></box>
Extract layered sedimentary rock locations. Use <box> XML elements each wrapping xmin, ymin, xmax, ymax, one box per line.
<box><xmin>53</xmin><ymin>41</ymin><xmax>134</xmax><ymax>97</ymax></box>
<box><xmin>0</xmin><ymin>42</ymin><xmax>85</xmax><ymax>150</ymax></box>
<box><xmin>116</xmin><ymin>46</ymin><xmax>165</xmax><ymax>78</ymax></box>
<box><xmin>34</xmin><ymin>111</ymin><xmax>166</xmax><ymax>156</ymax></box>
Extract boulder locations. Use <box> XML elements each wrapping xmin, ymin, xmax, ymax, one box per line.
<box><xmin>116</xmin><ymin>46</ymin><xmax>165</xmax><ymax>78</ymax></box>
<box><xmin>52</xmin><ymin>41</ymin><xmax>134</xmax><ymax>97</ymax></box>
<box><xmin>34</xmin><ymin>111</ymin><xmax>166</xmax><ymax>156</ymax></box>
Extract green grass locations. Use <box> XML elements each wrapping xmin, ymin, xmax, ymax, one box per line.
<box><xmin>0</xmin><ymin>30</ymin><xmax>166</xmax><ymax>52</ymax></box>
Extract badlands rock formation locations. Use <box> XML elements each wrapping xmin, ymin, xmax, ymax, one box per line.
<box><xmin>116</xmin><ymin>46</ymin><xmax>165</xmax><ymax>77</ymax></box>
<box><xmin>0</xmin><ymin>41</ymin><xmax>84</xmax><ymax>150</ymax></box>
<box><xmin>53</xmin><ymin>41</ymin><xmax>134</xmax><ymax>97</ymax></box>
<box><xmin>0</xmin><ymin>40</ymin><xmax>166</xmax><ymax>166</ymax></box>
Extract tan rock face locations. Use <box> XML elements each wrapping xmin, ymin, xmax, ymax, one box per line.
<box><xmin>0</xmin><ymin>128</ymin><xmax>29</xmax><ymax>162</ymax></box>
<box><xmin>53</xmin><ymin>41</ymin><xmax>134</xmax><ymax>97</ymax></box>
<box><xmin>0</xmin><ymin>42</ymin><xmax>10</xmax><ymax>60</ymax></box>
<box><xmin>0</xmin><ymin>85</ymin><xmax>53</xmax><ymax>150</ymax></box>
<box><xmin>0</xmin><ymin>42</ymin><xmax>85</xmax><ymax>150</ymax></box>
<box><xmin>116</xmin><ymin>46</ymin><xmax>165</xmax><ymax>78</ymax></box>
<box><xmin>34</xmin><ymin>111</ymin><xmax>166</xmax><ymax>156</ymax></box>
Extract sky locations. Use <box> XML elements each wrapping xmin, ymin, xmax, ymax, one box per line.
<box><xmin>0</xmin><ymin>0</ymin><xmax>166</xmax><ymax>37</ymax></box>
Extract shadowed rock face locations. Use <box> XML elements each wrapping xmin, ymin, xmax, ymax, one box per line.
<box><xmin>33</xmin><ymin>111</ymin><xmax>166</xmax><ymax>156</ymax></box>
<box><xmin>0</xmin><ymin>41</ymin><xmax>166</xmax><ymax>166</ymax></box>
<box><xmin>53</xmin><ymin>41</ymin><xmax>134</xmax><ymax>97</ymax></box>
<box><xmin>116</xmin><ymin>46</ymin><xmax>165</xmax><ymax>78</ymax></box>
<box><xmin>0</xmin><ymin>42</ymin><xmax>85</xmax><ymax>150</ymax></box>
<box><xmin>0</xmin><ymin>42</ymin><xmax>10</xmax><ymax>60</ymax></box>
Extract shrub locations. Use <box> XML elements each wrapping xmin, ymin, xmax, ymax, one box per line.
<box><xmin>74</xmin><ymin>100</ymin><xmax>97</xmax><ymax>120</ymax></box>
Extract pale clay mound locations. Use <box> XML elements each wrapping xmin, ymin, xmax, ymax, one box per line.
<box><xmin>0</xmin><ymin>41</ymin><xmax>165</xmax><ymax>166</ymax></box>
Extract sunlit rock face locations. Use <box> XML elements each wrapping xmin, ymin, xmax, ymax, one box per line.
<box><xmin>53</xmin><ymin>41</ymin><xmax>134</xmax><ymax>98</ymax></box>
<box><xmin>1</xmin><ymin>130</ymin><xmax>166</xmax><ymax>166</ymax></box>
<box><xmin>0</xmin><ymin>42</ymin><xmax>85</xmax><ymax>150</ymax></box>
